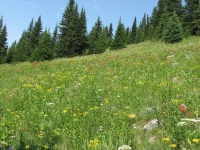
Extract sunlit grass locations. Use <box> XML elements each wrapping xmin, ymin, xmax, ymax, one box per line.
<box><xmin>0</xmin><ymin>36</ymin><xmax>200</xmax><ymax>150</ymax></box>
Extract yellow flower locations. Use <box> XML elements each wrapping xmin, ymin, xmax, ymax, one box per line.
<box><xmin>163</xmin><ymin>137</ymin><xmax>170</xmax><ymax>142</ymax></box>
<box><xmin>89</xmin><ymin>139</ymin><xmax>99</xmax><ymax>149</ymax></box>
<box><xmin>169</xmin><ymin>144</ymin><xmax>177</xmax><ymax>148</ymax></box>
<box><xmin>128</xmin><ymin>114</ymin><xmax>136</xmax><ymax>119</ymax></box>
<box><xmin>192</xmin><ymin>138</ymin><xmax>200</xmax><ymax>143</ymax></box>
<box><xmin>25</xmin><ymin>145</ymin><xmax>30</xmax><ymax>149</ymax></box>
<box><xmin>43</xmin><ymin>145</ymin><xmax>49</xmax><ymax>149</ymax></box>
<box><xmin>62</xmin><ymin>110</ymin><xmax>67</xmax><ymax>114</ymax></box>
<box><xmin>125</xmin><ymin>106</ymin><xmax>130</xmax><ymax>109</ymax></box>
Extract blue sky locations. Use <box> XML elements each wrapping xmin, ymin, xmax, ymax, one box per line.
<box><xmin>1</xmin><ymin>0</ymin><xmax>159</xmax><ymax>46</ymax></box>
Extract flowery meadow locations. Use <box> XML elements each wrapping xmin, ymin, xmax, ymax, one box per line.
<box><xmin>0</xmin><ymin>37</ymin><xmax>200</xmax><ymax>150</ymax></box>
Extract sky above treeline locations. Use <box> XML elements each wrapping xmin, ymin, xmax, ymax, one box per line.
<box><xmin>1</xmin><ymin>0</ymin><xmax>185</xmax><ymax>46</ymax></box>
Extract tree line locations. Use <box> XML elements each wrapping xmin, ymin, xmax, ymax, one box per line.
<box><xmin>0</xmin><ymin>0</ymin><xmax>199</xmax><ymax>64</ymax></box>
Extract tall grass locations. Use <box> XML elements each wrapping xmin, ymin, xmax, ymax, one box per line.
<box><xmin>0</xmin><ymin>37</ymin><xmax>200</xmax><ymax>150</ymax></box>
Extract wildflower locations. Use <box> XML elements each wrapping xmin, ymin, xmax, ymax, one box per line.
<box><xmin>62</xmin><ymin>110</ymin><xmax>67</xmax><ymax>114</ymax></box>
<box><xmin>46</xmin><ymin>103</ymin><xmax>54</xmax><ymax>105</ymax></box>
<box><xmin>192</xmin><ymin>139</ymin><xmax>200</xmax><ymax>143</ymax></box>
<box><xmin>99</xmin><ymin>126</ymin><xmax>103</xmax><ymax>131</ymax></box>
<box><xmin>88</xmin><ymin>139</ymin><xmax>99</xmax><ymax>149</ymax></box>
<box><xmin>118</xmin><ymin>145</ymin><xmax>132</xmax><ymax>150</ymax></box>
<box><xmin>43</xmin><ymin>145</ymin><xmax>49</xmax><ymax>149</ymax></box>
<box><xmin>25</xmin><ymin>145</ymin><xmax>30</xmax><ymax>149</ymax></box>
<box><xmin>128</xmin><ymin>114</ymin><xmax>136</xmax><ymax>119</ymax></box>
<box><xmin>169</xmin><ymin>144</ymin><xmax>177</xmax><ymax>148</ymax></box>
<box><xmin>162</xmin><ymin>138</ymin><xmax>170</xmax><ymax>142</ymax></box>
<box><xmin>177</xmin><ymin>122</ymin><xmax>187</xmax><ymax>126</ymax></box>
<box><xmin>125</xmin><ymin>106</ymin><xmax>130</xmax><ymax>109</ymax></box>
<box><xmin>179</xmin><ymin>104</ymin><xmax>187</xmax><ymax>113</ymax></box>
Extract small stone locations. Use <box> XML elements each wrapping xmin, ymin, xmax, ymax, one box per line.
<box><xmin>143</xmin><ymin>119</ymin><xmax>162</xmax><ymax>131</ymax></box>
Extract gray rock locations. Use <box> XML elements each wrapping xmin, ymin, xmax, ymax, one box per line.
<box><xmin>143</xmin><ymin>119</ymin><xmax>162</xmax><ymax>131</ymax></box>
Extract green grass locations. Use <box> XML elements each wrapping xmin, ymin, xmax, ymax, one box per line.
<box><xmin>0</xmin><ymin>37</ymin><xmax>200</xmax><ymax>150</ymax></box>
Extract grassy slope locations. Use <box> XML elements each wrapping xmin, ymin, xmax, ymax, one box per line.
<box><xmin>0</xmin><ymin>37</ymin><xmax>200</xmax><ymax>149</ymax></box>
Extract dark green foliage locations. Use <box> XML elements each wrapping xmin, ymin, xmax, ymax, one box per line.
<box><xmin>77</xmin><ymin>8</ymin><xmax>88</xmax><ymax>54</ymax></box>
<box><xmin>30</xmin><ymin>16</ymin><xmax>43</xmax><ymax>54</ymax></box>
<box><xmin>58</xmin><ymin>0</ymin><xmax>87</xmax><ymax>57</ymax></box>
<box><xmin>14</xmin><ymin>31</ymin><xmax>29</xmax><ymax>62</ymax></box>
<box><xmin>5</xmin><ymin>41</ymin><xmax>16</xmax><ymax>63</ymax></box>
<box><xmin>110</xmin><ymin>18</ymin><xmax>126</xmax><ymax>50</ymax></box>
<box><xmin>108</xmin><ymin>23</ymin><xmax>113</xmax><ymax>38</ymax></box>
<box><xmin>183</xmin><ymin>0</ymin><xmax>199</xmax><ymax>35</ymax></box>
<box><xmin>0</xmin><ymin>16</ymin><xmax>8</xmax><ymax>63</ymax></box>
<box><xmin>52</xmin><ymin>25</ymin><xmax>59</xmax><ymax>57</ymax></box>
<box><xmin>107</xmin><ymin>23</ymin><xmax>113</xmax><ymax>47</ymax></box>
<box><xmin>130</xmin><ymin>17</ymin><xmax>137</xmax><ymax>44</ymax></box>
<box><xmin>31</xmin><ymin>29</ymin><xmax>54</xmax><ymax>62</ymax></box>
<box><xmin>150</xmin><ymin>7</ymin><xmax>159</xmax><ymax>29</ymax></box>
<box><xmin>147</xmin><ymin>25</ymin><xmax>156</xmax><ymax>40</ymax></box>
<box><xmin>165</xmin><ymin>0</ymin><xmax>183</xmax><ymax>19</ymax></box>
<box><xmin>155</xmin><ymin>6</ymin><xmax>169</xmax><ymax>40</ymax></box>
<box><xmin>88</xmin><ymin>17</ymin><xmax>106</xmax><ymax>54</ymax></box>
<box><xmin>134</xmin><ymin>26</ymin><xmax>144</xmax><ymax>44</ymax></box>
<box><xmin>163</xmin><ymin>12</ymin><xmax>183</xmax><ymax>43</ymax></box>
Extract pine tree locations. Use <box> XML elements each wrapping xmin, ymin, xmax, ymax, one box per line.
<box><xmin>52</xmin><ymin>24</ymin><xmax>59</xmax><ymax>57</ymax></box>
<box><xmin>165</xmin><ymin>0</ymin><xmax>183</xmax><ymax>19</ymax></box>
<box><xmin>30</xmin><ymin>16</ymin><xmax>43</xmax><ymax>57</ymax></box>
<box><xmin>77</xmin><ymin>8</ymin><xmax>88</xmax><ymax>54</ymax></box>
<box><xmin>5</xmin><ymin>41</ymin><xmax>16</xmax><ymax>63</ymax></box>
<box><xmin>58</xmin><ymin>0</ymin><xmax>84</xmax><ymax>57</ymax></box>
<box><xmin>150</xmin><ymin>7</ymin><xmax>159</xmax><ymax>29</ymax></box>
<box><xmin>0</xmin><ymin>16</ymin><xmax>8</xmax><ymax>63</ymax></box>
<box><xmin>107</xmin><ymin>23</ymin><xmax>113</xmax><ymax>47</ymax></box>
<box><xmin>155</xmin><ymin>6</ymin><xmax>169</xmax><ymax>40</ymax></box>
<box><xmin>87</xmin><ymin>17</ymin><xmax>104</xmax><ymax>54</ymax></box>
<box><xmin>26</xmin><ymin>18</ymin><xmax>34</xmax><ymax>57</ymax></box>
<box><xmin>95</xmin><ymin>28</ymin><xmax>108</xmax><ymax>54</ymax></box>
<box><xmin>31</xmin><ymin>29</ymin><xmax>54</xmax><ymax>61</ymax></box>
<box><xmin>134</xmin><ymin>26</ymin><xmax>144</xmax><ymax>44</ymax></box>
<box><xmin>130</xmin><ymin>17</ymin><xmax>137</xmax><ymax>44</ymax></box>
<box><xmin>14</xmin><ymin>31</ymin><xmax>28</xmax><ymax>62</ymax></box>
<box><xmin>183</xmin><ymin>0</ymin><xmax>200</xmax><ymax>35</ymax></box>
<box><xmin>110</xmin><ymin>18</ymin><xmax>126</xmax><ymax>50</ymax></box>
<box><xmin>164</xmin><ymin>11</ymin><xmax>183</xmax><ymax>43</ymax></box>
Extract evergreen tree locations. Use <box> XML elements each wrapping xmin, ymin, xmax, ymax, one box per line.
<box><xmin>150</xmin><ymin>7</ymin><xmax>159</xmax><ymax>29</ymax></box>
<box><xmin>31</xmin><ymin>29</ymin><xmax>54</xmax><ymax>61</ymax></box>
<box><xmin>163</xmin><ymin>11</ymin><xmax>183</xmax><ymax>43</ymax></box>
<box><xmin>134</xmin><ymin>26</ymin><xmax>144</xmax><ymax>44</ymax></box>
<box><xmin>141</xmin><ymin>13</ymin><xmax>147</xmax><ymax>36</ymax></box>
<box><xmin>77</xmin><ymin>8</ymin><xmax>88</xmax><ymax>54</ymax></box>
<box><xmin>26</xmin><ymin>18</ymin><xmax>34</xmax><ymax>57</ymax></box>
<box><xmin>107</xmin><ymin>23</ymin><xmax>113</xmax><ymax>47</ymax></box>
<box><xmin>52</xmin><ymin>24</ymin><xmax>59</xmax><ymax>57</ymax></box>
<box><xmin>5</xmin><ymin>41</ymin><xmax>16</xmax><ymax>63</ymax></box>
<box><xmin>110</xmin><ymin>18</ymin><xmax>126</xmax><ymax>50</ymax></box>
<box><xmin>58</xmin><ymin>0</ymin><xmax>84</xmax><ymax>57</ymax></box>
<box><xmin>108</xmin><ymin>23</ymin><xmax>113</xmax><ymax>38</ymax></box>
<box><xmin>0</xmin><ymin>16</ymin><xmax>8</xmax><ymax>63</ymax></box>
<box><xmin>155</xmin><ymin>6</ymin><xmax>169</xmax><ymax>40</ymax></box>
<box><xmin>30</xmin><ymin>16</ymin><xmax>43</xmax><ymax>57</ymax></box>
<box><xmin>14</xmin><ymin>31</ymin><xmax>28</xmax><ymax>62</ymax></box>
<box><xmin>165</xmin><ymin>0</ymin><xmax>183</xmax><ymax>19</ymax></box>
<box><xmin>183</xmin><ymin>0</ymin><xmax>199</xmax><ymax>35</ymax></box>
<box><xmin>95</xmin><ymin>28</ymin><xmax>108</xmax><ymax>54</ymax></box>
<box><xmin>130</xmin><ymin>17</ymin><xmax>137</xmax><ymax>44</ymax></box>
<box><xmin>87</xmin><ymin>17</ymin><xmax>104</xmax><ymax>54</ymax></box>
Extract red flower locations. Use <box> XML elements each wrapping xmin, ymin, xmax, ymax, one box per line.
<box><xmin>179</xmin><ymin>104</ymin><xmax>187</xmax><ymax>113</ymax></box>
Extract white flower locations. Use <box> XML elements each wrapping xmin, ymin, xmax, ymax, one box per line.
<box><xmin>177</xmin><ymin>122</ymin><xmax>188</xmax><ymax>126</ymax></box>
<box><xmin>46</xmin><ymin>103</ymin><xmax>54</xmax><ymax>105</ymax></box>
<box><xmin>118</xmin><ymin>145</ymin><xmax>132</xmax><ymax>150</ymax></box>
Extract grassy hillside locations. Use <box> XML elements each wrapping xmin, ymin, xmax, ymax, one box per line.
<box><xmin>0</xmin><ymin>37</ymin><xmax>200</xmax><ymax>150</ymax></box>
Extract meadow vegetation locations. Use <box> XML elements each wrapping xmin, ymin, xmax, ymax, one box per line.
<box><xmin>0</xmin><ymin>37</ymin><xmax>200</xmax><ymax>150</ymax></box>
